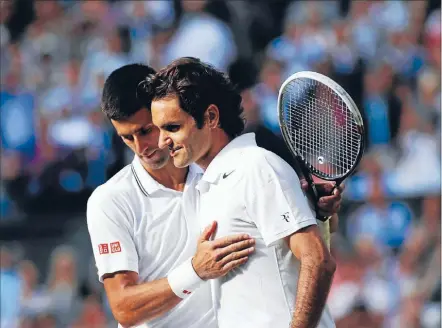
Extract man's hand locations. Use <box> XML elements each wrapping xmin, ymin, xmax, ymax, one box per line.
<box><xmin>300</xmin><ymin>180</ymin><xmax>345</xmax><ymax>217</ymax></box>
<box><xmin>192</xmin><ymin>221</ymin><xmax>255</xmax><ymax>280</ymax></box>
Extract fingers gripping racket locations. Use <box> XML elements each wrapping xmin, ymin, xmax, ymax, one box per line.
<box><xmin>277</xmin><ymin>71</ymin><xmax>365</xmax><ymax>246</ymax></box>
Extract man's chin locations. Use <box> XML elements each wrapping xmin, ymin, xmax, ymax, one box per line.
<box><xmin>141</xmin><ymin>156</ymin><xmax>169</xmax><ymax>169</ymax></box>
<box><xmin>173</xmin><ymin>157</ymin><xmax>191</xmax><ymax>168</ymax></box>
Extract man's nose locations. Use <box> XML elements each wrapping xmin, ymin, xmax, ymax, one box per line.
<box><xmin>158</xmin><ymin>131</ymin><xmax>172</xmax><ymax>150</ymax></box>
<box><xmin>134</xmin><ymin>137</ymin><xmax>148</xmax><ymax>154</ymax></box>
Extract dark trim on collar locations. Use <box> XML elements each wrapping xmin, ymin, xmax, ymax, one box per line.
<box><xmin>131</xmin><ymin>163</ymin><xmax>149</xmax><ymax>197</ymax></box>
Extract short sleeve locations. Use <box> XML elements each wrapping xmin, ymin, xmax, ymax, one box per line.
<box><xmin>87</xmin><ymin>189</ymin><xmax>139</xmax><ymax>282</ymax></box>
<box><xmin>244</xmin><ymin>152</ymin><xmax>317</xmax><ymax>247</ymax></box>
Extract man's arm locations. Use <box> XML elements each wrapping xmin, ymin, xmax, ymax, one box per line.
<box><xmin>285</xmin><ymin>225</ymin><xmax>336</xmax><ymax>328</ymax></box>
<box><xmin>103</xmin><ymin>272</ymin><xmax>180</xmax><ymax>328</ymax></box>
<box><xmin>101</xmin><ymin>221</ymin><xmax>255</xmax><ymax>327</ymax></box>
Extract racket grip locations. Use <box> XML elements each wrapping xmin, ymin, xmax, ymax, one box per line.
<box><xmin>316</xmin><ymin>181</ymin><xmax>343</xmax><ymax>222</ymax></box>
<box><xmin>310</xmin><ymin>184</ymin><xmax>330</xmax><ymax>222</ymax></box>
<box><xmin>317</xmin><ymin>215</ymin><xmax>331</xmax><ymax>222</ymax></box>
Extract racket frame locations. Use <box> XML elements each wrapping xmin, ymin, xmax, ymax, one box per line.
<box><xmin>277</xmin><ymin>71</ymin><xmax>365</xmax><ymax>186</ymax></box>
<box><xmin>277</xmin><ymin>71</ymin><xmax>365</xmax><ymax>221</ymax></box>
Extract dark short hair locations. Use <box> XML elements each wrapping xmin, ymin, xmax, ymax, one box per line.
<box><xmin>150</xmin><ymin>57</ymin><xmax>245</xmax><ymax>139</ymax></box>
<box><xmin>101</xmin><ymin>63</ymin><xmax>157</xmax><ymax>121</ymax></box>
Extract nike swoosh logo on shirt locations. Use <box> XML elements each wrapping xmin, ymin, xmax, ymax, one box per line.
<box><xmin>222</xmin><ymin>170</ymin><xmax>235</xmax><ymax>179</ymax></box>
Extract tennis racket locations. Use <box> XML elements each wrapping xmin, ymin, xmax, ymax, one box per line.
<box><xmin>277</xmin><ymin>71</ymin><xmax>365</xmax><ymax>248</ymax></box>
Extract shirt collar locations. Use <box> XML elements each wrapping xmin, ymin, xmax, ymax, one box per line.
<box><xmin>131</xmin><ymin>155</ymin><xmax>203</xmax><ymax>196</ymax></box>
<box><xmin>201</xmin><ymin>133</ymin><xmax>257</xmax><ymax>184</ymax></box>
<box><xmin>131</xmin><ymin>155</ymin><xmax>164</xmax><ymax>195</ymax></box>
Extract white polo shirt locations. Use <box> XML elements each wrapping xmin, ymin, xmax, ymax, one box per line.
<box><xmin>87</xmin><ymin>155</ymin><xmax>216</xmax><ymax>328</ymax></box>
<box><xmin>197</xmin><ymin>133</ymin><xmax>335</xmax><ymax>328</ymax></box>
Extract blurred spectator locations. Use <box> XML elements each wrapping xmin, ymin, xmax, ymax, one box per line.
<box><xmin>0</xmin><ymin>61</ymin><xmax>37</xmax><ymax>163</ymax></box>
<box><xmin>424</xmin><ymin>9</ymin><xmax>441</xmax><ymax>69</ymax></box>
<box><xmin>253</xmin><ymin>57</ymin><xmax>285</xmax><ymax>135</ymax></box>
<box><xmin>408</xmin><ymin>196</ymin><xmax>441</xmax><ymax>302</ymax></box>
<box><xmin>46</xmin><ymin>245</ymin><xmax>81</xmax><ymax>326</ymax></box>
<box><xmin>70</xmin><ymin>295</ymin><xmax>107</xmax><ymax>328</ymax></box>
<box><xmin>120</xmin><ymin>0</ymin><xmax>175</xmax><ymax>41</ymax></box>
<box><xmin>19</xmin><ymin>260</ymin><xmax>52</xmax><ymax>318</ymax></box>
<box><xmin>78</xmin><ymin>26</ymin><xmax>130</xmax><ymax>103</ymax></box>
<box><xmin>163</xmin><ymin>0</ymin><xmax>237</xmax><ymax>70</ymax></box>
<box><xmin>0</xmin><ymin>247</ymin><xmax>22</xmax><ymax>328</ymax></box>
<box><xmin>386</xmin><ymin>103</ymin><xmax>441</xmax><ymax>197</ymax></box>
<box><xmin>348</xmin><ymin>2</ymin><xmax>380</xmax><ymax>63</ymax></box>
<box><xmin>34</xmin><ymin>313</ymin><xmax>57</xmax><ymax>328</ymax></box>
<box><xmin>0</xmin><ymin>0</ymin><xmax>12</xmax><ymax>62</ymax></box>
<box><xmin>347</xmin><ymin>169</ymin><xmax>413</xmax><ymax>252</ymax></box>
<box><xmin>362</xmin><ymin>66</ymin><xmax>392</xmax><ymax>146</ymax></box>
<box><xmin>414</xmin><ymin>67</ymin><xmax>441</xmax><ymax>134</ymax></box>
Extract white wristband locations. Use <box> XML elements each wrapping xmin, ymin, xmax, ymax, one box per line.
<box><xmin>167</xmin><ymin>257</ymin><xmax>203</xmax><ymax>299</ymax></box>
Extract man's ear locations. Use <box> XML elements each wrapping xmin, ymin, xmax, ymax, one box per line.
<box><xmin>205</xmin><ymin>104</ymin><xmax>220</xmax><ymax>129</ymax></box>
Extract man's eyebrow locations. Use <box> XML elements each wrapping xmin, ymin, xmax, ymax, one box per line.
<box><xmin>160</xmin><ymin>121</ymin><xmax>180</xmax><ymax>129</ymax></box>
<box><xmin>118</xmin><ymin>125</ymin><xmax>152</xmax><ymax>137</ymax></box>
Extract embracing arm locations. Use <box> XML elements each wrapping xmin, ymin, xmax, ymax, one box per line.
<box><xmin>104</xmin><ymin>272</ymin><xmax>180</xmax><ymax>327</ymax></box>
<box><xmin>104</xmin><ymin>272</ymin><xmax>179</xmax><ymax>327</ymax></box>
<box><xmin>285</xmin><ymin>225</ymin><xmax>336</xmax><ymax>328</ymax></box>
<box><xmin>101</xmin><ymin>222</ymin><xmax>254</xmax><ymax>327</ymax></box>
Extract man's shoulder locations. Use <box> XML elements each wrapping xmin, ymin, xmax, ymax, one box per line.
<box><xmin>242</xmin><ymin>145</ymin><xmax>294</xmax><ymax>175</ymax></box>
<box><xmin>88</xmin><ymin>164</ymin><xmax>137</xmax><ymax>208</ymax></box>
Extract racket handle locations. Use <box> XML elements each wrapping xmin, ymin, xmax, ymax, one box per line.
<box><xmin>310</xmin><ymin>184</ymin><xmax>329</xmax><ymax>222</ymax></box>
<box><xmin>316</xmin><ymin>181</ymin><xmax>342</xmax><ymax>222</ymax></box>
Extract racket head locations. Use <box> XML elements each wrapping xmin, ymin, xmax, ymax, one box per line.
<box><xmin>277</xmin><ymin>71</ymin><xmax>365</xmax><ymax>182</ymax></box>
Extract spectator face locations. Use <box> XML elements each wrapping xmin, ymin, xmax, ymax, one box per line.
<box><xmin>260</xmin><ymin>59</ymin><xmax>283</xmax><ymax>92</ymax></box>
<box><xmin>421</xmin><ymin>196</ymin><xmax>441</xmax><ymax>233</ymax></box>
<box><xmin>0</xmin><ymin>247</ymin><xmax>13</xmax><ymax>269</ymax></box>
<box><xmin>48</xmin><ymin>247</ymin><xmax>77</xmax><ymax>288</ymax></box>
<box><xmin>241</xmin><ymin>88</ymin><xmax>260</xmax><ymax>128</ymax></box>
<box><xmin>0</xmin><ymin>0</ymin><xmax>12</xmax><ymax>24</ymax></box>
<box><xmin>350</xmin><ymin>1</ymin><xmax>371</xmax><ymax>19</ymax></box>
<box><xmin>107</xmin><ymin>30</ymin><xmax>122</xmax><ymax>54</ymax></box>
<box><xmin>80</xmin><ymin>1</ymin><xmax>109</xmax><ymax>22</ymax></box>
<box><xmin>182</xmin><ymin>0</ymin><xmax>206</xmax><ymax>13</ymax></box>
<box><xmin>19</xmin><ymin>260</ymin><xmax>39</xmax><ymax>292</ymax></box>
<box><xmin>34</xmin><ymin>1</ymin><xmax>61</xmax><ymax>22</ymax></box>
<box><xmin>65</xmin><ymin>60</ymin><xmax>80</xmax><ymax>87</ymax></box>
<box><xmin>35</xmin><ymin>314</ymin><xmax>57</xmax><ymax>328</ymax></box>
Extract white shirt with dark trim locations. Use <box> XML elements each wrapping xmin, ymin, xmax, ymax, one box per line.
<box><xmin>87</xmin><ymin>155</ymin><xmax>215</xmax><ymax>328</ymax></box>
<box><xmin>196</xmin><ymin>133</ymin><xmax>335</xmax><ymax>328</ymax></box>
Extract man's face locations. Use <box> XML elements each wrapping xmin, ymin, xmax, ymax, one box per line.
<box><xmin>151</xmin><ymin>96</ymin><xmax>211</xmax><ymax>168</ymax></box>
<box><xmin>111</xmin><ymin>108</ymin><xmax>170</xmax><ymax>170</ymax></box>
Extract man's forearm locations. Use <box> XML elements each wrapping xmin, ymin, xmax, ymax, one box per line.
<box><xmin>110</xmin><ymin>277</ymin><xmax>182</xmax><ymax>327</ymax></box>
<box><xmin>290</xmin><ymin>256</ymin><xmax>335</xmax><ymax>328</ymax></box>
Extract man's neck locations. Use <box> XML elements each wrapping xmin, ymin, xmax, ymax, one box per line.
<box><xmin>197</xmin><ymin>129</ymin><xmax>231</xmax><ymax>171</ymax></box>
<box><xmin>142</xmin><ymin>159</ymin><xmax>189</xmax><ymax>192</ymax></box>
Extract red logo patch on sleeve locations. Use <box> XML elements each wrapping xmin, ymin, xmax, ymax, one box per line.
<box><xmin>98</xmin><ymin>243</ymin><xmax>109</xmax><ymax>254</ymax></box>
<box><xmin>110</xmin><ymin>241</ymin><xmax>121</xmax><ymax>253</ymax></box>
<box><xmin>183</xmin><ymin>290</ymin><xmax>191</xmax><ymax>295</ymax></box>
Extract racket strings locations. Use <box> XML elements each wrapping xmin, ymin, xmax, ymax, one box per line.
<box><xmin>282</xmin><ymin>78</ymin><xmax>361</xmax><ymax>179</ymax></box>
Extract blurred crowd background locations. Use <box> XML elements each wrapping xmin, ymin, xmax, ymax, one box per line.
<box><xmin>0</xmin><ymin>0</ymin><xmax>440</xmax><ymax>327</ymax></box>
